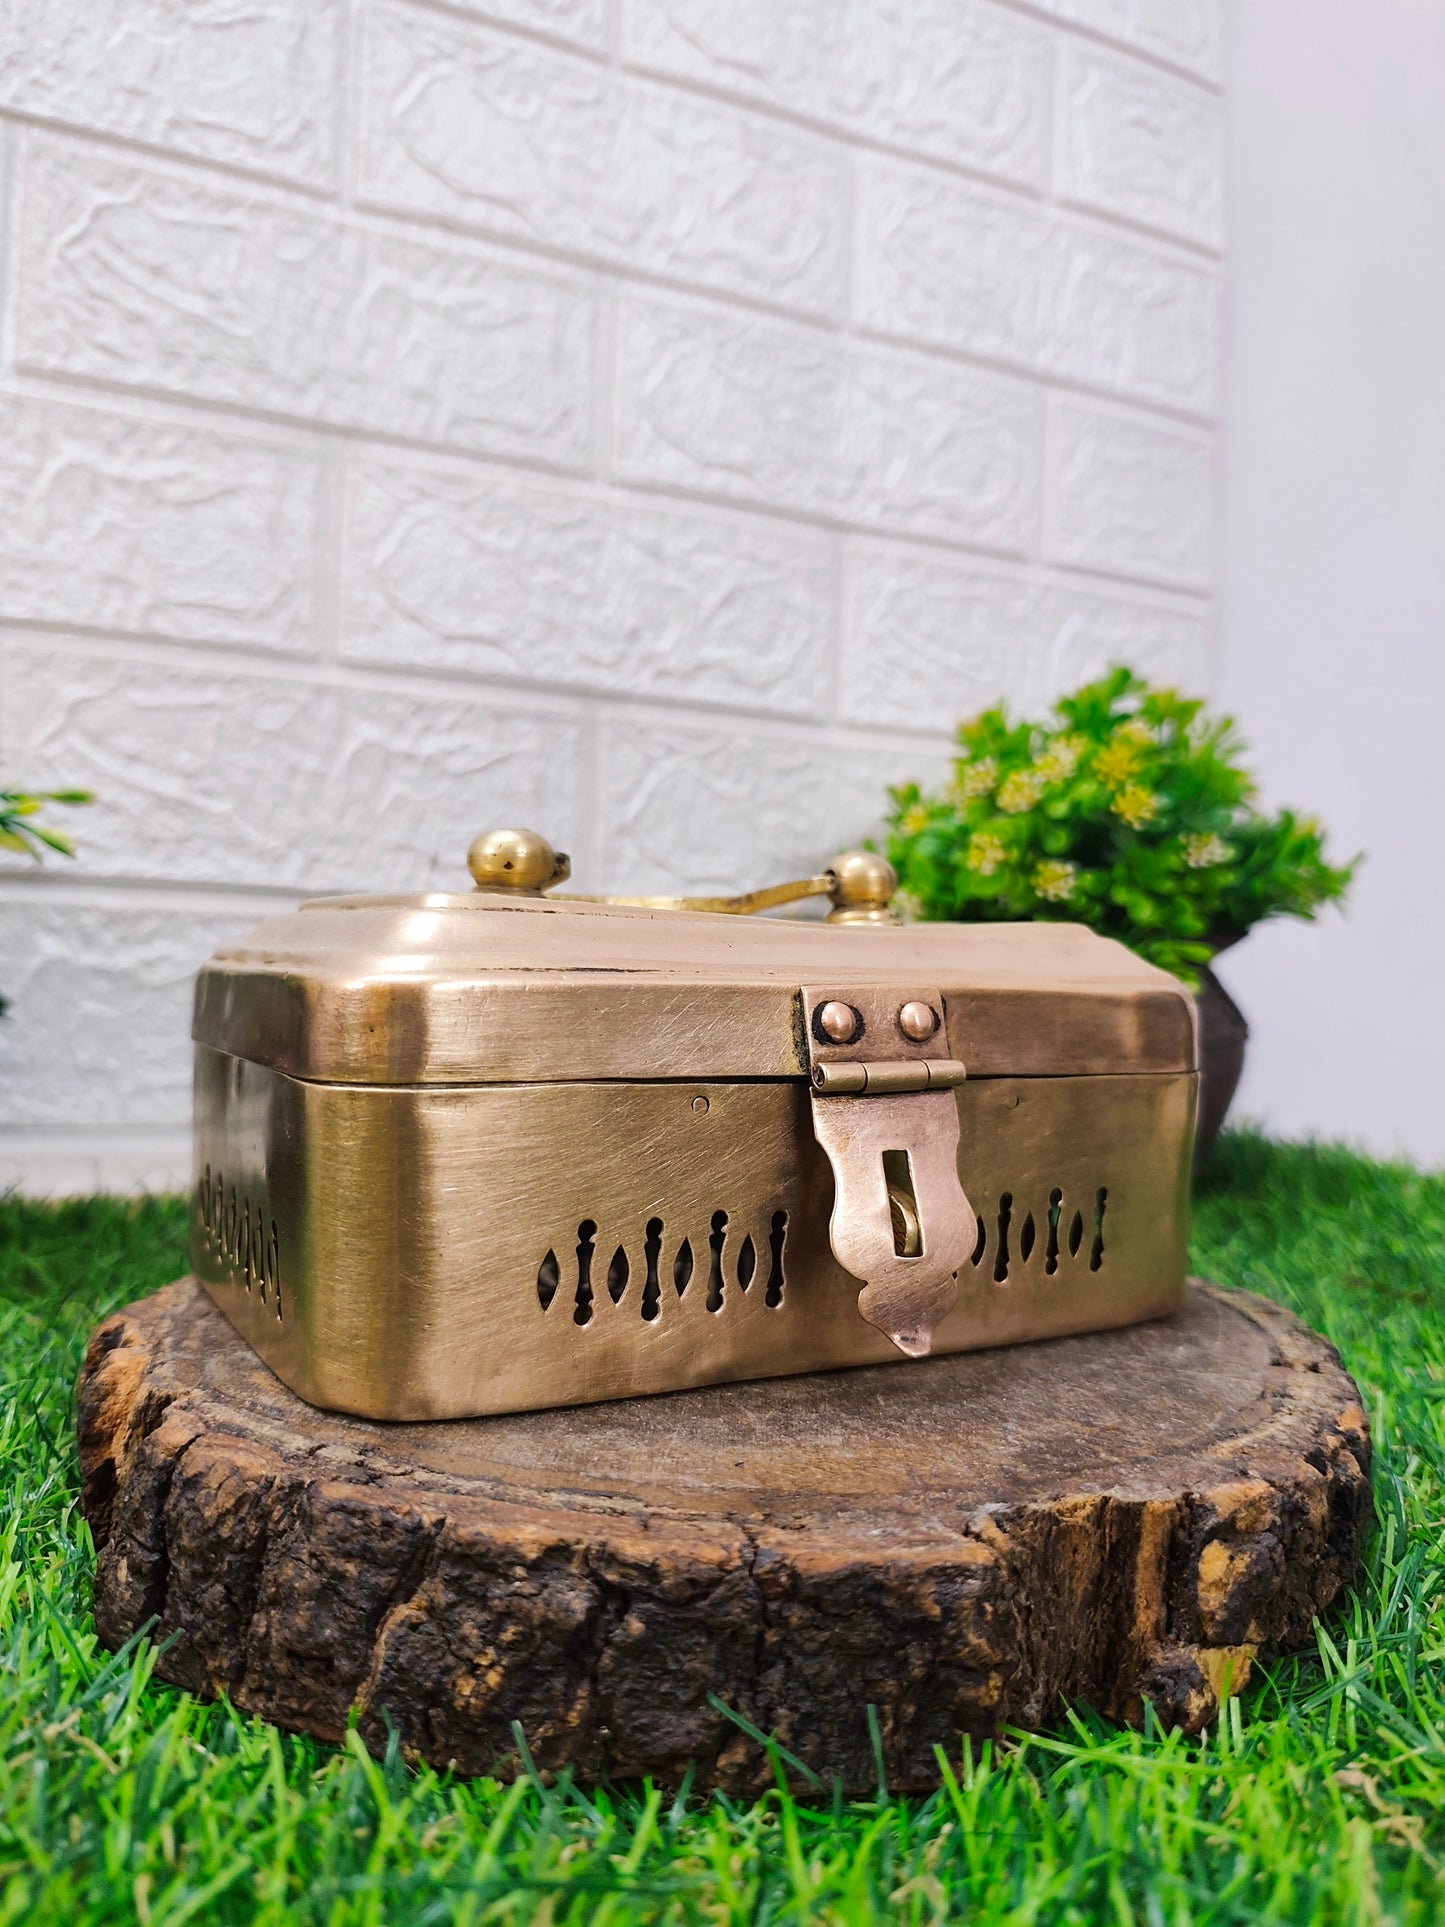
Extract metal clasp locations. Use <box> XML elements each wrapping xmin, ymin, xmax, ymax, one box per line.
<box><xmin>802</xmin><ymin>985</ymin><xmax>976</xmax><ymax>1358</ymax></box>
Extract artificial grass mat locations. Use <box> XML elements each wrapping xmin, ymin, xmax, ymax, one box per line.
<box><xmin>0</xmin><ymin>1130</ymin><xmax>1441</xmax><ymax>1925</ymax></box>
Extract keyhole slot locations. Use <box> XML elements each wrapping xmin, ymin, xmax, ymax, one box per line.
<box><xmin>882</xmin><ymin>1148</ymin><xmax>922</xmax><ymax>1258</ymax></box>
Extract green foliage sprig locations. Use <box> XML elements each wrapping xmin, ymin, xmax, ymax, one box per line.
<box><xmin>886</xmin><ymin>667</ymin><xmax>1356</xmax><ymax>986</ymax></box>
<box><xmin>0</xmin><ymin>786</ymin><xmax>93</xmax><ymax>860</ymax></box>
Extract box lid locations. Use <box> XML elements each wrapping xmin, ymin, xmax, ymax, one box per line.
<box><xmin>193</xmin><ymin>830</ymin><xmax>1195</xmax><ymax>1085</ymax></box>
<box><xmin>192</xmin><ymin>828</ymin><xmax>1202</xmax><ymax>1086</ymax></box>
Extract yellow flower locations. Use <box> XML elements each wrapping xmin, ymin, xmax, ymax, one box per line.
<box><xmin>948</xmin><ymin>757</ymin><xmax>998</xmax><ymax>803</ymax></box>
<box><xmin>966</xmin><ymin>833</ymin><xmax>1007</xmax><ymax>876</ymax></box>
<box><xmin>1036</xmin><ymin>735</ymin><xmax>1086</xmax><ymax>784</ymax></box>
<box><xmin>893</xmin><ymin>888</ymin><xmax>925</xmax><ymax>922</ymax></box>
<box><xmin>1116</xmin><ymin>717</ymin><xmax>1155</xmax><ymax>746</ymax></box>
<box><xmin>1032</xmin><ymin>859</ymin><xmax>1077</xmax><ymax>902</ymax></box>
<box><xmin>996</xmin><ymin>769</ymin><xmax>1045</xmax><ymax>814</ymax></box>
<box><xmin>1183</xmin><ymin>833</ymin><xmax>1230</xmax><ymax>869</ymax></box>
<box><xmin>899</xmin><ymin>804</ymin><xmax>931</xmax><ymax>836</ymax></box>
<box><xmin>1112</xmin><ymin>784</ymin><xmax>1160</xmax><ymax>829</ymax></box>
<box><xmin>1092</xmin><ymin>740</ymin><xmax>1141</xmax><ymax>789</ymax></box>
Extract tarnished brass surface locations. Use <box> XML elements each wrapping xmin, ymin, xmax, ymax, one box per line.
<box><xmin>192</xmin><ymin>1045</ymin><xmax>1194</xmax><ymax>1420</ymax></box>
<box><xmin>193</xmin><ymin>897</ymin><xmax>1196</xmax><ymax>1086</ymax></box>
<box><xmin>801</xmin><ymin>983</ymin><xmax>975</xmax><ymax>1355</ymax></box>
<box><xmin>189</xmin><ymin>829</ymin><xmax>1198</xmax><ymax>1420</ymax></box>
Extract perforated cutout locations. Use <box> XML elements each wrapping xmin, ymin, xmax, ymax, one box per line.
<box><xmin>993</xmin><ymin>1194</ymin><xmax>1013</xmax><ymax>1284</ymax></box>
<box><xmin>673</xmin><ymin>1238</ymin><xmax>694</xmax><ymax>1297</ymax></box>
<box><xmin>707</xmin><ymin>1211</ymin><xmax>728</xmax><ymax>1313</ymax></box>
<box><xmin>641</xmin><ymin>1218</ymin><xmax>663</xmax><ymax>1321</ymax></box>
<box><xmin>1045</xmin><ymin>1189</ymin><xmax>1062</xmax><ymax>1275</ymax></box>
<box><xmin>198</xmin><ymin>1164</ymin><xmax>283</xmax><ymax>1320</ymax></box>
<box><xmin>1090</xmin><ymin>1188</ymin><xmax>1108</xmax><ymax>1271</ymax></box>
<box><xmin>737</xmin><ymin>1233</ymin><xmax>756</xmax><ymax>1291</ymax></box>
<box><xmin>979</xmin><ymin>1185</ymin><xmax>1112</xmax><ymax>1284</ymax></box>
<box><xmin>766</xmin><ymin>1210</ymin><xmax>788</xmax><ymax>1307</ymax></box>
<box><xmin>534</xmin><ymin>1210</ymin><xmax>789</xmax><ymax>1326</ymax></box>
<box><xmin>574</xmin><ymin>1220</ymin><xmax>597</xmax><ymax>1326</ymax></box>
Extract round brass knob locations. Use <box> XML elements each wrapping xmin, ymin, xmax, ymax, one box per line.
<box><xmin>898</xmin><ymin>1000</ymin><xmax>939</xmax><ymax>1041</ymax></box>
<box><xmin>824</xmin><ymin>849</ymin><xmax>899</xmax><ymax>925</ymax></box>
<box><xmin>467</xmin><ymin>827</ymin><xmax>571</xmax><ymax>894</ymax></box>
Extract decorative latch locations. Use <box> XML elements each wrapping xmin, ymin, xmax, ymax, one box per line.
<box><xmin>802</xmin><ymin>986</ymin><xmax>976</xmax><ymax>1359</ymax></box>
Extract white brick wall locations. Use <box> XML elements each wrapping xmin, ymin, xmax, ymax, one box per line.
<box><xmin>0</xmin><ymin>0</ymin><xmax>1221</xmax><ymax>1194</ymax></box>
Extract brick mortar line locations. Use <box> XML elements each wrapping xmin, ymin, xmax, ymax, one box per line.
<box><xmin>2</xmin><ymin>629</ymin><xmax>983</xmax><ymax>749</ymax></box>
<box><xmin>0</xmin><ymin>68</ymin><xmax>1224</xmax><ymax>272</ymax></box>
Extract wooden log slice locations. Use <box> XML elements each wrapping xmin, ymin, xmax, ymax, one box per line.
<box><xmin>77</xmin><ymin>1279</ymin><xmax>1371</xmax><ymax>1796</ymax></box>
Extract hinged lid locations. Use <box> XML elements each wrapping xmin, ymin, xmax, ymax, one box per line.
<box><xmin>193</xmin><ymin>828</ymin><xmax>1196</xmax><ymax>1085</ymax></box>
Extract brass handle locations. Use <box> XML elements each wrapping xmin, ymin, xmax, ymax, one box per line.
<box><xmin>467</xmin><ymin>828</ymin><xmax>899</xmax><ymax>925</ymax></box>
<box><xmin>467</xmin><ymin>827</ymin><xmax>571</xmax><ymax>893</ymax></box>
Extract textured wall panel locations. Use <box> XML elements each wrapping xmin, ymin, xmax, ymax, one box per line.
<box><xmin>1057</xmin><ymin>44</ymin><xmax>1223</xmax><ymax>250</ymax></box>
<box><xmin>1047</xmin><ymin>399</ymin><xmax>1214</xmax><ymax>588</ymax></box>
<box><xmin>0</xmin><ymin>0</ymin><xmax>338</xmax><ymax>187</ymax></box>
<box><xmin>17</xmin><ymin>136</ymin><xmax>597</xmax><ymax>468</ymax></box>
<box><xmin>615</xmin><ymin>291</ymin><xmax>1041</xmax><ymax>549</ymax></box>
<box><xmin>358</xmin><ymin>0</ymin><xmax>845</xmax><ymax>319</ymax></box>
<box><xmin>855</xmin><ymin>156</ymin><xmax>1219</xmax><ymax>416</ymax></box>
<box><xmin>0</xmin><ymin>396</ymin><xmax>319</xmax><ymax>651</ymax></box>
<box><xmin>0</xmin><ymin>641</ymin><xmax>586</xmax><ymax>894</ymax></box>
<box><xmin>341</xmin><ymin>454</ymin><xmax>833</xmax><ymax>711</ymax></box>
<box><xmin>0</xmin><ymin>0</ymin><xmax>1224</xmax><ymax>1187</ymax></box>
<box><xmin>600</xmin><ymin>717</ymin><xmax>950</xmax><ymax>896</ymax></box>
<box><xmin>1032</xmin><ymin>0</ymin><xmax>1222</xmax><ymax>81</ymax></box>
<box><xmin>840</xmin><ymin>543</ymin><xmax>1210</xmax><ymax>730</ymax></box>
<box><xmin>420</xmin><ymin>0</ymin><xmax>607</xmax><ymax>53</ymax></box>
<box><xmin>624</xmin><ymin>0</ymin><xmax>1051</xmax><ymax>188</ymax></box>
<box><xmin>0</xmin><ymin>899</ymin><xmax>257</xmax><ymax>1127</ymax></box>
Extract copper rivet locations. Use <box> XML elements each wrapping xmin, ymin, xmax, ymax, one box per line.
<box><xmin>691</xmin><ymin>1094</ymin><xmax>710</xmax><ymax>1114</ymax></box>
<box><xmin>818</xmin><ymin>1001</ymin><xmax>860</xmax><ymax>1044</ymax></box>
<box><xmin>897</xmin><ymin>1000</ymin><xmax>939</xmax><ymax>1041</ymax></box>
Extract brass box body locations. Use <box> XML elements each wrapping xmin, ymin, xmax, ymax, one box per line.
<box><xmin>190</xmin><ymin>893</ymin><xmax>1196</xmax><ymax>1420</ymax></box>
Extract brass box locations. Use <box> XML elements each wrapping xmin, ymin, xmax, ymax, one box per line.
<box><xmin>190</xmin><ymin>837</ymin><xmax>1196</xmax><ymax>1420</ymax></box>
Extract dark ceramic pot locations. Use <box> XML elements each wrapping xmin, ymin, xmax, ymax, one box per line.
<box><xmin>1192</xmin><ymin>952</ymin><xmax>1248</xmax><ymax>1174</ymax></box>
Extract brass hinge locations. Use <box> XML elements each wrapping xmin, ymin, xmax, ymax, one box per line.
<box><xmin>801</xmin><ymin>986</ymin><xmax>977</xmax><ymax>1360</ymax></box>
<box><xmin>810</xmin><ymin>1057</ymin><xmax>968</xmax><ymax>1094</ymax></box>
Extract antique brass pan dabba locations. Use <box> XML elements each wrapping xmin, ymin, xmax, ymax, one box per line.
<box><xmin>191</xmin><ymin>830</ymin><xmax>1196</xmax><ymax>1419</ymax></box>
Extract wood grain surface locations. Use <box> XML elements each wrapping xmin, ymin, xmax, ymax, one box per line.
<box><xmin>77</xmin><ymin>1279</ymin><xmax>1370</xmax><ymax>1795</ymax></box>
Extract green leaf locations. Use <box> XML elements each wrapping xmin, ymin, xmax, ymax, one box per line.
<box><xmin>878</xmin><ymin>661</ymin><xmax>1357</xmax><ymax>967</ymax></box>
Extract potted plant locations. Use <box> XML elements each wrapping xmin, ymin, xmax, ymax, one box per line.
<box><xmin>0</xmin><ymin>786</ymin><xmax>93</xmax><ymax>1016</ymax></box>
<box><xmin>883</xmin><ymin>668</ymin><xmax>1356</xmax><ymax>1167</ymax></box>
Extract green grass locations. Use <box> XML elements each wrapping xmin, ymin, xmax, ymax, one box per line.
<box><xmin>0</xmin><ymin>1131</ymin><xmax>1442</xmax><ymax>1924</ymax></box>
